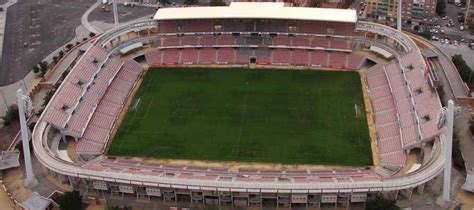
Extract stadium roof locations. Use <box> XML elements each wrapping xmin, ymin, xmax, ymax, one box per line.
<box><xmin>153</xmin><ymin>2</ymin><xmax>357</xmax><ymax>23</ymax></box>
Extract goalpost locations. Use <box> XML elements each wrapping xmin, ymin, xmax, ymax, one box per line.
<box><xmin>354</xmin><ymin>104</ymin><xmax>362</xmax><ymax>118</ymax></box>
<box><xmin>132</xmin><ymin>98</ymin><xmax>142</xmax><ymax>112</ymax></box>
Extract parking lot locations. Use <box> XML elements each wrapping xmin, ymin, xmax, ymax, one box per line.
<box><xmin>428</xmin><ymin>1</ymin><xmax>474</xmax><ymax>47</ymax></box>
<box><xmin>0</xmin><ymin>0</ymin><xmax>94</xmax><ymax>86</ymax></box>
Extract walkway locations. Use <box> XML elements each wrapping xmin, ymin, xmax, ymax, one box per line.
<box><xmin>81</xmin><ymin>1</ymin><xmax>102</xmax><ymax>34</ymax></box>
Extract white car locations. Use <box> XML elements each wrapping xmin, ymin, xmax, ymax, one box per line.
<box><xmin>431</xmin><ymin>36</ymin><xmax>439</xmax><ymax>41</ymax></box>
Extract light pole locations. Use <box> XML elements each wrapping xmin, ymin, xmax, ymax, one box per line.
<box><xmin>17</xmin><ymin>88</ymin><xmax>38</xmax><ymax>188</ymax></box>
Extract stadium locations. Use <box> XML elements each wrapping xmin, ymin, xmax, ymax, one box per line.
<box><xmin>32</xmin><ymin>2</ymin><xmax>445</xmax><ymax>208</ymax></box>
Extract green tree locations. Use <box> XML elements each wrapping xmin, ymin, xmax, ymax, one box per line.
<box><xmin>366</xmin><ymin>195</ymin><xmax>399</xmax><ymax>210</ymax></box>
<box><xmin>469</xmin><ymin>117</ymin><xmax>474</xmax><ymax>135</ymax></box>
<box><xmin>183</xmin><ymin>0</ymin><xmax>198</xmax><ymax>5</ymax></box>
<box><xmin>158</xmin><ymin>0</ymin><xmax>171</xmax><ymax>5</ymax></box>
<box><xmin>65</xmin><ymin>44</ymin><xmax>74</xmax><ymax>51</ymax></box>
<box><xmin>209</xmin><ymin>0</ymin><xmax>226</xmax><ymax>6</ymax></box>
<box><xmin>452</xmin><ymin>54</ymin><xmax>473</xmax><ymax>86</ymax></box>
<box><xmin>42</xmin><ymin>90</ymin><xmax>55</xmax><ymax>108</ymax></box>
<box><xmin>1</xmin><ymin>105</ymin><xmax>19</xmax><ymax>126</ymax></box>
<box><xmin>420</xmin><ymin>27</ymin><xmax>432</xmax><ymax>40</ymax></box>
<box><xmin>28</xmin><ymin>122</ymin><xmax>36</xmax><ymax>132</ymax></box>
<box><xmin>89</xmin><ymin>32</ymin><xmax>96</xmax><ymax>37</ymax></box>
<box><xmin>308</xmin><ymin>0</ymin><xmax>326</xmax><ymax>7</ymax></box>
<box><xmin>58</xmin><ymin>190</ymin><xmax>83</xmax><ymax>210</ymax></box>
<box><xmin>32</xmin><ymin>66</ymin><xmax>40</xmax><ymax>74</ymax></box>
<box><xmin>436</xmin><ymin>0</ymin><xmax>446</xmax><ymax>16</ymax></box>
<box><xmin>453</xmin><ymin>131</ymin><xmax>466</xmax><ymax>173</ymax></box>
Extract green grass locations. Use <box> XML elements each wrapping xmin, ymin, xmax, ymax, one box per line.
<box><xmin>107</xmin><ymin>68</ymin><xmax>372</xmax><ymax>166</ymax></box>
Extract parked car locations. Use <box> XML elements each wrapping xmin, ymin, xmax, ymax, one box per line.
<box><xmin>460</xmin><ymin>25</ymin><xmax>465</xmax><ymax>31</ymax></box>
<box><xmin>431</xmin><ymin>36</ymin><xmax>440</xmax><ymax>41</ymax></box>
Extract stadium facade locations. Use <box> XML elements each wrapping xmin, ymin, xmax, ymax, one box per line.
<box><xmin>32</xmin><ymin>2</ymin><xmax>445</xmax><ymax>208</ymax></box>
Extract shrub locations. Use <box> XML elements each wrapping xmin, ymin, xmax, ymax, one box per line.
<box><xmin>366</xmin><ymin>195</ymin><xmax>399</xmax><ymax>210</ymax></box>
<box><xmin>32</xmin><ymin>66</ymin><xmax>40</xmax><ymax>74</ymax></box>
<box><xmin>158</xmin><ymin>0</ymin><xmax>171</xmax><ymax>5</ymax></box>
<box><xmin>452</xmin><ymin>54</ymin><xmax>472</xmax><ymax>87</ymax></box>
<box><xmin>52</xmin><ymin>56</ymin><xmax>59</xmax><ymax>64</ymax></box>
<box><xmin>183</xmin><ymin>0</ymin><xmax>198</xmax><ymax>5</ymax></box>
<box><xmin>42</xmin><ymin>90</ymin><xmax>55</xmax><ymax>108</ymax></box>
<box><xmin>65</xmin><ymin>44</ymin><xmax>74</xmax><ymax>51</ymax></box>
<box><xmin>28</xmin><ymin>122</ymin><xmax>36</xmax><ymax>132</ymax></box>
<box><xmin>209</xmin><ymin>0</ymin><xmax>226</xmax><ymax>6</ymax></box>
<box><xmin>453</xmin><ymin>131</ymin><xmax>466</xmax><ymax>173</ymax></box>
<box><xmin>1</xmin><ymin>105</ymin><xmax>19</xmax><ymax>126</ymax></box>
<box><xmin>58</xmin><ymin>190</ymin><xmax>83</xmax><ymax>210</ymax></box>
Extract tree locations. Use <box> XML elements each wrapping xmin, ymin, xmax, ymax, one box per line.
<box><xmin>209</xmin><ymin>0</ymin><xmax>226</xmax><ymax>6</ymax></box>
<box><xmin>32</xmin><ymin>66</ymin><xmax>40</xmax><ymax>74</ymax></box>
<box><xmin>452</xmin><ymin>54</ymin><xmax>473</xmax><ymax>87</ymax></box>
<box><xmin>58</xmin><ymin>190</ymin><xmax>83</xmax><ymax>210</ymax></box>
<box><xmin>413</xmin><ymin>25</ymin><xmax>420</xmax><ymax>31</ymax></box>
<box><xmin>1</xmin><ymin>105</ymin><xmax>19</xmax><ymax>126</ymax></box>
<box><xmin>89</xmin><ymin>32</ymin><xmax>96</xmax><ymax>37</ymax></box>
<box><xmin>65</xmin><ymin>44</ymin><xmax>74</xmax><ymax>51</ymax></box>
<box><xmin>308</xmin><ymin>0</ymin><xmax>326</xmax><ymax>7</ymax></box>
<box><xmin>42</xmin><ymin>90</ymin><xmax>55</xmax><ymax>108</ymax></box>
<box><xmin>158</xmin><ymin>0</ymin><xmax>171</xmax><ymax>5</ymax></box>
<box><xmin>366</xmin><ymin>195</ymin><xmax>399</xmax><ymax>210</ymax></box>
<box><xmin>420</xmin><ymin>27</ymin><xmax>432</xmax><ymax>40</ymax></box>
<box><xmin>183</xmin><ymin>0</ymin><xmax>198</xmax><ymax>5</ymax></box>
<box><xmin>436</xmin><ymin>0</ymin><xmax>446</xmax><ymax>16</ymax></box>
<box><xmin>28</xmin><ymin>122</ymin><xmax>36</xmax><ymax>132</ymax></box>
<box><xmin>453</xmin><ymin>131</ymin><xmax>466</xmax><ymax>173</ymax></box>
<box><xmin>53</xmin><ymin>56</ymin><xmax>59</xmax><ymax>64</ymax></box>
<box><xmin>469</xmin><ymin>116</ymin><xmax>474</xmax><ymax>135</ymax></box>
<box><xmin>58</xmin><ymin>50</ymin><xmax>64</xmax><ymax>58</ymax></box>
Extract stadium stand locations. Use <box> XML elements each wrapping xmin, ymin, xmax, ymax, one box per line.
<box><xmin>145</xmin><ymin>50</ymin><xmax>161</xmax><ymax>66</ymax></box>
<box><xmin>162</xmin><ymin>49</ymin><xmax>180</xmax><ymax>64</ymax></box>
<box><xmin>272</xmin><ymin>49</ymin><xmax>290</xmax><ymax>65</ymax></box>
<box><xmin>217</xmin><ymin>48</ymin><xmax>234</xmax><ymax>64</ymax></box>
<box><xmin>185</xmin><ymin>20</ymin><xmax>214</xmax><ymax>32</ymax></box>
<box><xmin>199</xmin><ymin>48</ymin><xmax>217</xmax><ymax>64</ymax></box>
<box><xmin>199</xmin><ymin>36</ymin><xmax>217</xmax><ymax>46</ymax></box>
<box><xmin>291</xmin><ymin>50</ymin><xmax>310</xmax><ymax>66</ymax></box>
<box><xmin>181</xmin><ymin>48</ymin><xmax>198</xmax><ymax>64</ymax></box>
<box><xmin>310</xmin><ymin>51</ymin><xmax>328</xmax><ymax>67</ymax></box>
<box><xmin>328</xmin><ymin>52</ymin><xmax>347</xmax><ymax>69</ymax></box>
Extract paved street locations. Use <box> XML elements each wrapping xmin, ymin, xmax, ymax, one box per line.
<box><xmin>0</xmin><ymin>0</ymin><xmax>94</xmax><ymax>86</ymax></box>
<box><xmin>88</xmin><ymin>4</ymin><xmax>156</xmax><ymax>24</ymax></box>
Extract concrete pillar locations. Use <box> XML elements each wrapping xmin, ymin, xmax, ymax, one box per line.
<box><xmin>417</xmin><ymin>183</ymin><xmax>425</xmax><ymax>194</ymax></box>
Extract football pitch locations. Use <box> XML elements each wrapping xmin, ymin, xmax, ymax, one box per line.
<box><xmin>107</xmin><ymin>68</ymin><xmax>372</xmax><ymax>166</ymax></box>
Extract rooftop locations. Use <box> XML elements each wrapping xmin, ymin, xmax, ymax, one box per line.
<box><xmin>153</xmin><ymin>2</ymin><xmax>357</xmax><ymax>23</ymax></box>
